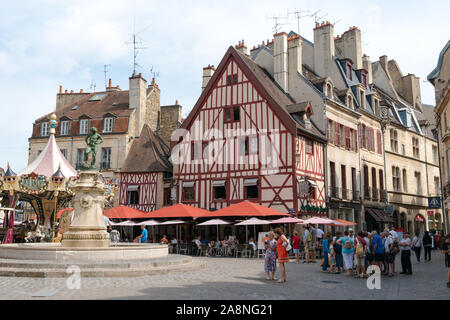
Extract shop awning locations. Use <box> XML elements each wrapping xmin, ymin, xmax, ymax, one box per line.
<box><xmin>205</xmin><ymin>200</ymin><xmax>289</xmax><ymax>218</ymax></box>
<box><xmin>366</xmin><ymin>208</ymin><xmax>394</xmax><ymax>223</ymax></box>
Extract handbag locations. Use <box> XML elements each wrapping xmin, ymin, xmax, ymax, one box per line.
<box><xmin>283</xmin><ymin>241</ymin><xmax>292</xmax><ymax>252</ymax></box>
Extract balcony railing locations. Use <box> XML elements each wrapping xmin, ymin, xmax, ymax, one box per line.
<box><xmin>364</xmin><ymin>187</ymin><xmax>371</xmax><ymax>200</ymax></box>
<box><xmin>372</xmin><ymin>187</ymin><xmax>379</xmax><ymax>201</ymax></box>
<box><xmin>329</xmin><ymin>187</ymin><xmax>360</xmax><ymax>201</ymax></box>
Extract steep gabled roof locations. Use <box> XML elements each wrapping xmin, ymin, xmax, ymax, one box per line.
<box><xmin>181</xmin><ymin>46</ymin><xmax>326</xmax><ymax>142</ymax></box>
<box><xmin>121</xmin><ymin>124</ymin><xmax>172</xmax><ymax>173</ymax></box>
<box><xmin>427</xmin><ymin>40</ymin><xmax>450</xmax><ymax>84</ymax></box>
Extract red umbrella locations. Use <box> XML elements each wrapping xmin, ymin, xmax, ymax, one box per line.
<box><xmin>206</xmin><ymin>201</ymin><xmax>289</xmax><ymax>218</ymax></box>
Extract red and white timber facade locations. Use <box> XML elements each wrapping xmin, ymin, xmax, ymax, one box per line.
<box><xmin>119</xmin><ymin>172</ymin><xmax>159</xmax><ymax>212</ymax></box>
<box><xmin>172</xmin><ymin>47</ymin><xmax>326</xmax><ymax>216</ymax></box>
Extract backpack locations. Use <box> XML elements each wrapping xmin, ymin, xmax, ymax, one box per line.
<box><xmin>344</xmin><ymin>239</ymin><xmax>352</xmax><ymax>250</ymax></box>
<box><xmin>356</xmin><ymin>239</ymin><xmax>364</xmax><ymax>258</ymax></box>
<box><xmin>391</xmin><ymin>241</ymin><xmax>400</xmax><ymax>255</ymax></box>
<box><xmin>307</xmin><ymin>231</ymin><xmax>312</xmax><ymax>242</ymax></box>
<box><xmin>333</xmin><ymin>241</ymin><xmax>342</xmax><ymax>254</ymax></box>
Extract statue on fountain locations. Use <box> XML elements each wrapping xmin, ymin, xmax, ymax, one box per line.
<box><xmin>81</xmin><ymin>127</ymin><xmax>104</xmax><ymax>170</ymax></box>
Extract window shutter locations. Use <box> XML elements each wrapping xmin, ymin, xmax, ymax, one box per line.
<box><xmin>345</xmin><ymin>126</ymin><xmax>350</xmax><ymax>150</ymax></box>
<box><xmin>359</xmin><ymin>124</ymin><xmax>363</xmax><ymax>149</ymax></box>
<box><xmin>377</xmin><ymin>130</ymin><xmax>382</xmax><ymax>154</ymax></box>
<box><xmin>336</xmin><ymin>122</ymin><xmax>340</xmax><ymax>147</ymax></box>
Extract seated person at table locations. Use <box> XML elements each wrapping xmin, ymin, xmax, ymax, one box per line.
<box><xmin>194</xmin><ymin>236</ymin><xmax>202</xmax><ymax>249</ymax></box>
<box><xmin>249</xmin><ymin>237</ymin><xmax>257</xmax><ymax>255</ymax></box>
<box><xmin>160</xmin><ymin>235</ymin><xmax>169</xmax><ymax>244</ymax></box>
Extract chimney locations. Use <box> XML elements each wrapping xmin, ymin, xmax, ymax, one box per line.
<box><xmin>235</xmin><ymin>40</ymin><xmax>248</xmax><ymax>55</ymax></box>
<box><xmin>288</xmin><ymin>35</ymin><xmax>303</xmax><ymax>93</ymax></box>
<box><xmin>129</xmin><ymin>73</ymin><xmax>148</xmax><ymax>136</ymax></box>
<box><xmin>313</xmin><ymin>21</ymin><xmax>335</xmax><ymax>77</ymax></box>
<box><xmin>59</xmin><ymin>85</ymin><xmax>63</xmax><ymax>94</ymax></box>
<box><xmin>379</xmin><ymin>55</ymin><xmax>388</xmax><ymax>71</ymax></box>
<box><xmin>202</xmin><ymin>65</ymin><xmax>215</xmax><ymax>91</ymax></box>
<box><xmin>274</xmin><ymin>32</ymin><xmax>289</xmax><ymax>92</ymax></box>
<box><xmin>106</xmin><ymin>78</ymin><xmax>120</xmax><ymax>92</ymax></box>
<box><xmin>362</xmin><ymin>54</ymin><xmax>373</xmax><ymax>85</ymax></box>
<box><xmin>341</xmin><ymin>26</ymin><xmax>362</xmax><ymax>70</ymax></box>
<box><xmin>401</xmin><ymin>73</ymin><xmax>422</xmax><ymax>108</ymax></box>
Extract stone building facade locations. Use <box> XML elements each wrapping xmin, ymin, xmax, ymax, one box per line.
<box><xmin>428</xmin><ymin>40</ymin><xmax>450</xmax><ymax>233</ymax></box>
<box><xmin>28</xmin><ymin>73</ymin><xmax>182</xmax><ymax>207</ymax></box>
<box><xmin>235</xmin><ymin>21</ymin><xmax>440</xmax><ymax>234</ymax></box>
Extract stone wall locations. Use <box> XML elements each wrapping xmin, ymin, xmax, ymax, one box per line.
<box><xmin>159</xmin><ymin>105</ymin><xmax>182</xmax><ymax>146</ymax></box>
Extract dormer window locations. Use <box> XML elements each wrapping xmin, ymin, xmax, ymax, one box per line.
<box><xmin>60</xmin><ymin>121</ymin><xmax>70</xmax><ymax>135</ymax></box>
<box><xmin>361</xmin><ymin>73</ymin><xmax>367</xmax><ymax>86</ymax></box>
<box><xmin>360</xmin><ymin>89</ymin><xmax>365</xmax><ymax>108</ymax></box>
<box><xmin>346</xmin><ymin>61</ymin><xmax>353</xmax><ymax>80</ymax></box>
<box><xmin>325</xmin><ymin>83</ymin><xmax>333</xmax><ymax>98</ymax></box>
<box><xmin>346</xmin><ymin>95</ymin><xmax>354</xmax><ymax>109</ymax></box>
<box><xmin>80</xmin><ymin>119</ymin><xmax>89</xmax><ymax>135</ymax></box>
<box><xmin>103</xmin><ymin>117</ymin><xmax>114</xmax><ymax>133</ymax></box>
<box><xmin>40</xmin><ymin>122</ymin><xmax>49</xmax><ymax>137</ymax></box>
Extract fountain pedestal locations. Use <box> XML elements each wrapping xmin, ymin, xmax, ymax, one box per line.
<box><xmin>61</xmin><ymin>171</ymin><xmax>110</xmax><ymax>248</ymax></box>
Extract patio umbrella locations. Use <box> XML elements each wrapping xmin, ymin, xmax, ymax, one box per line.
<box><xmin>197</xmin><ymin>219</ymin><xmax>231</xmax><ymax>240</ymax></box>
<box><xmin>235</xmin><ymin>217</ymin><xmax>270</xmax><ymax>243</ymax></box>
<box><xmin>301</xmin><ymin>217</ymin><xmax>335</xmax><ymax>225</ymax></box>
<box><xmin>159</xmin><ymin>220</ymin><xmax>186</xmax><ymax>241</ymax></box>
<box><xmin>114</xmin><ymin>220</ymin><xmax>139</xmax><ymax>239</ymax></box>
<box><xmin>270</xmin><ymin>217</ymin><xmax>304</xmax><ymax>235</ymax></box>
<box><xmin>334</xmin><ymin>218</ymin><xmax>356</xmax><ymax>226</ymax></box>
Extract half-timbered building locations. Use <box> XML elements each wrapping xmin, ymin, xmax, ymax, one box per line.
<box><xmin>119</xmin><ymin>124</ymin><xmax>173</xmax><ymax>212</ymax></box>
<box><xmin>172</xmin><ymin>46</ymin><xmax>327</xmax><ymax>216</ymax></box>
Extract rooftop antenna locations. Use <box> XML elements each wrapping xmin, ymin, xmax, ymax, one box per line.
<box><xmin>266</xmin><ymin>13</ymin><xmax>290</xmax><ymax>34</ymax></box>
<box><xmin>103</xmin><ymin>64</ymin><xmax>110</xmax><ymax>90</ymax></box>
<box><xmin>126</xmin><ymin>0</ymin><xmax>147</xmax><ymax>76</ymax></box>
<box><xmin>150</xmin><ymin>66</ymin><xmax>160</xmax><ymax>80</ymax></box>
<box><xmin>289</xmin><ymin>8</ymin><xmax>310</xmax><ymax>35</ymax></box>
<box><xmin>311</xmin><ymin>9</ymin><xmax>328</xmax><ymax>25</ymax></box>
<box><xmin>332</xmin><ymin>19</ymin><xmax>342</xmax><ymax>25</ymax></box>
<box><xmin>89</xmin><ymin>80</ymin><xmax>97</xmax><ymax>93</ymax></box>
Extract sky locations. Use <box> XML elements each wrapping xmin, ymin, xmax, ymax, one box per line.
<box><xmin>0</xmin><ymin>0</ymin><xmax>449</xmax><ymax>171</ymax></box>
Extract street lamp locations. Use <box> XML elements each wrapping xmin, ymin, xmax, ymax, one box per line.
<box><xmin>379</xmin><ymin>104</ymin><xmax>391</xmax><ymax>219</ymax></box>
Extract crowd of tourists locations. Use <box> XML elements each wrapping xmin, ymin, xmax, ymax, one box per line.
<box><xmin>261</xmin><ymin>225</ymin><xmax>450</xmax><ymax>287</ymax></box>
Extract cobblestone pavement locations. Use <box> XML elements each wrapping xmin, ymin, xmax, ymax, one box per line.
<box><xmin>0</xmin><ymin>250</ymin><xmax>448</xmax><ymax>300</ymax></box>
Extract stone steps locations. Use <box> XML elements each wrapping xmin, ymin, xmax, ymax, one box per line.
<box><xmin>0</xmin><ymin>256</ymin><xmax>206</xmax><ymax>278</ymax></box>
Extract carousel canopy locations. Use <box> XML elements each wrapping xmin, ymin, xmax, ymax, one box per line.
<box><xmin>19</xmin><ymin>132</ymin><xmax>77</xmax><ymax>178</ymax></box>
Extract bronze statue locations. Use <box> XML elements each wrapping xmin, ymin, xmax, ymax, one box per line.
<box><xmin>82</xmin><ymin>127</ymin><xmax>104</xmax><ymax>170</ymax></box>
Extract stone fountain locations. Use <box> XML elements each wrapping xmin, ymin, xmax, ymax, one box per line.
<box><xmin>0</xmin><ymin>119</ymin><xmax>204</xmax><ymax>277</ymax></box>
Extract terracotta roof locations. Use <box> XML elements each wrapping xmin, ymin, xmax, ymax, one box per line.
<box><xmin>145</xmin><ymin>204</ymin><xmax>210</xmax><ymax>218</ymax></box>
<box><xmin>121</xmin><ymin>124</ymin><xmax>172</xmax><ymax>173</ymax></box>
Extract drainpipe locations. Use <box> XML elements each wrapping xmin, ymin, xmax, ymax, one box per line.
<box><xmin>323</xmin><ymin>97</ymin><xmax>328</xmax><ymax>219</ymax></box>
<box><xmin>435</xmin><ymin>114</ymin><xmax>448</xmax><ymax>233</ymax></box>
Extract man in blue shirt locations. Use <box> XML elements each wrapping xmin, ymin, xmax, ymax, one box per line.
<box><xmin>372</xmin><ymin>231</ymin><xmax>384</xmax><ymax>270</ymax></box>
<box><xmin>135</xmin><ymin>225</ymin><xmax>148</xmax><ymax>243</ymax></box>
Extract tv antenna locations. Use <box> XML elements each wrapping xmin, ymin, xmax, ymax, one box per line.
<box><xmin>289</xmin><ymin>9</ymin><xmax>310</xmax><ymax>35</ymax></box>
<box><xmin>311</xmin><ymin>9</ymin><xmax>328</xmax><ymax>24</ymax></box>
<box><xmin>104</xmin><ymin>64</ymin><xmax>110</xmax><ymax>90</ymax></box>
<box><xmin>150</xmin><ymin>66</ymin><xmax>160</xmax><ymax>79</ymax></box>
<box><xmin>266</xmin><ymin>14</ymin><xmax>290</xmax><ymax>34</ymax></box>
<box><xmin>126</xmin><ymin>0</ymin><xmax>148</xmax><ymax>76</ymax></box>
<box><xmin>89</xmin><ymin>81</ymin><xmax>97</xmax><ymax>93</ymax></box>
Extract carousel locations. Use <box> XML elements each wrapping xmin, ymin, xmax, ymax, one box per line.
<box><xmin>0</xmin><ymin>113</ymin><xmax>77</xmax><ymax>243</ymax></box>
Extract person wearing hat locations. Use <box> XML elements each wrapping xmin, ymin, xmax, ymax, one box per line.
<box><xmin>399</xmin><ymin>232</ymin><xmax>412</xmax><ymax>275</ymax></box>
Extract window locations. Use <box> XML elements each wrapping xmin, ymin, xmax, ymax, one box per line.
<box><xmin>80</xmin><ymin>119</ymin><xmax>89</xmax><ymax>134</ymax></box>
<box><xmin>233</xmin><ymin>106</ymin><xmax>240</xmax><ymax>121</ymax></box>
<box><xmin>306</xmin><ymin>139</ymin><xmax>313</xmax><ymax>155</ymax></box>
<box><xmin>233</xmin><ymin>74</ymin><xmax>238</xmax><ymax>84</ymax></box>
<box><xmin>191</xmin><ymin>142</ymin><xmax>199</xmax><ymax>160</ymax></box>
<box><xmin>224</xmin><ymin>108</ymin><xmax>231</xmax><ymax>122</ymax></box>
<box><xmin>213</xmin><ymin>181</ymin><xmax>226</xmax><ymax>200</ymax></box>
<box><xmin>326</xmin><ymin>83</ymin><xmax>332</xmax><ymax>98</ymax></box>
<box><xmin>347</xmin><ymin>95</ymin><xmax>353</xmax><ymax>109</ymax></box>
<box><xmin>249</xmin><ymin>136</ymin><xmax>258</xmax><ymax>154</ymax></box>
<box><xmin>390</xmin><ymin>129</ymin><xmax>398</xmax><ymax>152</ymax></box>
<box><xmin>392</xmin><ymin>166</ymin><xmax>401</xmax><ymax>191</ymax></box>
<box><xmin>402</xmin><ymin>169</ymin><xmax>407</xmax><ymax>192</ymax></box>
<box><xmin>346</xmin><ymin>62</ymin><xmax>352</xmax><ymax>80</ymax></box>
<box><xmin>127</xmin><ymin>186</ymin><xmax>139</xmax><ymax>205</ymax></box>
<box><xmin>163</xmin><ymin>188</ymin><xmax>171</xmax><ymax>206</ymax></box>
<box><xmin>60</xmin><ymin>121</ymin><xmax>70</xmax><ymax>135</ymax></box>
<box><xmin>361</xmin><ymin>73</ymin><xmax>367</xmax><ymax>86</ymax></box>
<box><xmin>227</xmin><ymin>74</ymin><xmax>238</xmax><ymax>85</ymax></box>
<box><xmin>240</xmin><ymin>136</ymin><xmax>258</xmax><ymax>155</ymax></box>
<box><xmin>61</xmin><ymin>149</ymin><xmax>68</xmax><ymax>159</ymax></box>
<box><xmin>327</xmin><ymin>119</ymin><xmax>334</xmax><ymax>144</ymax></box>
<box><xmin>241</xmin><ymin>137</ymin><xmax>249</xmax><ymax>155</ymax></box>
<box><xmin>412</xmin><ymin>137</ymin><xmax>419</xmax><ymax>158</ymax></box>
<box><xmin>100</xmin><ymin>148</ymin><xmax>112</xmax><ymax>169</ymax></box>
<box><xmin>377</xmin><ymin>130</ymin><xmax>382</xmax><ymax>154</ymax></box>
<box><xmin>103</xmin><ymin>117</ymin><xmax>114</xmax><ymax>133</ymax></box>
<box><xmin>402</xmin><ymin>144</ymin><xmax>405</xmax><ymax>155</ymax></box>
<box><xmin>224</xmin><ymin>106</ymin><xmax>240</xmax><ymax>122</ymax></box>
<box><xmin>434</xmin><ymin>176</ymin><xmax>440</xmax><ymax>195</ymax></box>
<box><xmin>432</xmin><ymin>145</ymin><xmax>438</xmax><ymax>164</ymax></box>
<box><xmin>360</xmin><ymin>90</ymin><xmax>365</xmax><ymax>108</ymax></box>
<box><xmin>41</xmin><ymin>123</ymin><xmax>49</xmax><ymax>137</ymax></box>
<box><xmin>76</xmin><ymin>149</ymin><xmax>86</xmax><ymax>170</ymax></box>
<box><xmin>414</xmin><ymin>172</ymin><xmax>421</xmax><ymax>195</ymax></box>
<box><xmin>244</xmin><ymin>178</ymin><xmax>258</xmax><ymax>199</ymax></box>
<box><xmin>340</xmin><ymin>124</ymin><xmax>345</xmax><ymax>147</ymax></box>
<box><xmin>361</xmin><ymin>125</ymin><xmax>367</xmax><ymax>149</ymax></box>
<box><xmin>182</xmin><ymin>182</ymin><xmax>195</xmax><ymax>202</ymax></box>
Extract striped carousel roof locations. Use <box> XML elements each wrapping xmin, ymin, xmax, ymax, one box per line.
<box><xmin>19</xmin><ymin>132</ymin><xmax>77</xmax><ymax>178</ymax></box>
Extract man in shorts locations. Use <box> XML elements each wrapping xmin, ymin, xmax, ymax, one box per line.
<box><xmin>372</xmin><ymin>231</ymin><xmax>384</xmax><ymax>271</ymax></box>
<box><xmin>292</xmin><ymin>231</ymin><xmax>301</xmax><ymax>263</ymax></box>
<box><xmin>383</xmin><ymin>231</ymin><xmax>395</xmax><ymax>276</ymax></box>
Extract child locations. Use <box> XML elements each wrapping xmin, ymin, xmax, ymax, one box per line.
<box><xmin>329</xmin><ymin>242</ymin><xmax>337</xmax><ymax>273</ymax></box>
